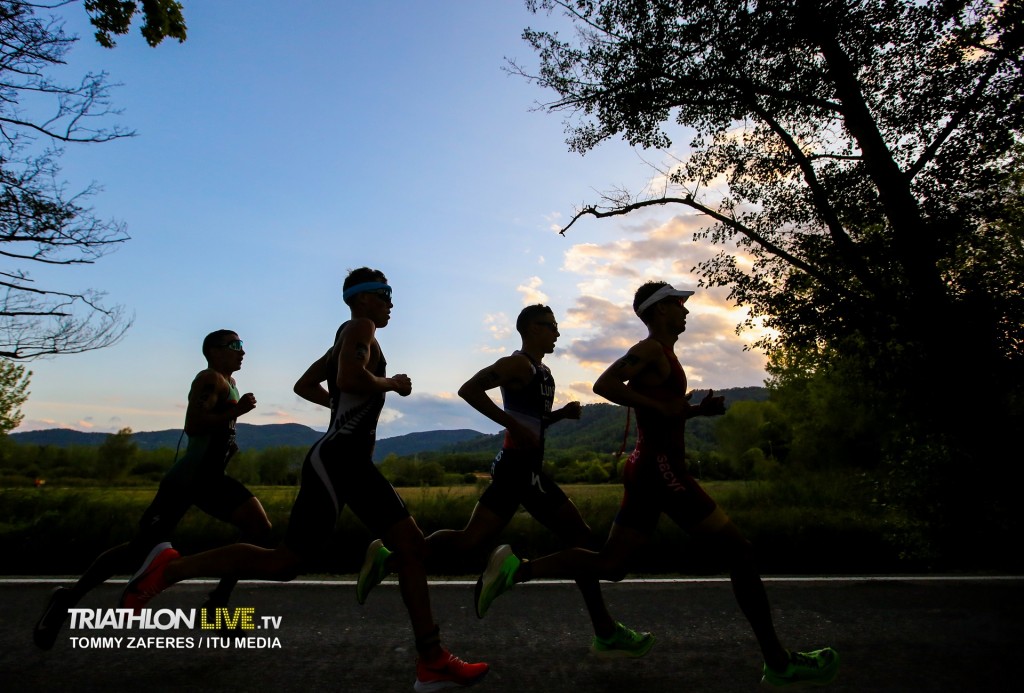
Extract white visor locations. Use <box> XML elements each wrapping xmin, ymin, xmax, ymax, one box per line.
<box><xmin>635</xmin><ymin>284</ymin><xmax>695</xmax><ymax>316</ymax></box>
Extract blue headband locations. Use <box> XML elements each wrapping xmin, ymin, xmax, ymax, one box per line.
<box><xmin>343</xmin><ymin>281</ymin><xmax>391</xmax><ymax>301</ymax></box>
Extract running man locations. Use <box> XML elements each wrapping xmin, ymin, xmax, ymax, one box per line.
<box><xmin>357</xmin><ymin>304</ymin><xmax>653</xmax><ymax>657</ymax></box>
<box><xmin>474</xmin><ymin>282</ymin><xmax>840</xmax><ymax>687</ymax></box>
<box><xmin>117</xmin><ymin>268</ymin><xmax>488</xmax><ymax>692</ymax></box>
<box><xmin>33</xmin><ymin>330</ymin><xmax>271</xmax><ymax>649</ymax></box>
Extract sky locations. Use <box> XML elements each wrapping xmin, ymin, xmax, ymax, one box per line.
<box><xmin>14</xmin><ymin>1</ymin><xmax>771</xmax><ymax>439</ymax></box>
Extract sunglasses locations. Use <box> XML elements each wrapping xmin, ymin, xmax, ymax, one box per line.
<box><xmin>366</xmin><ymin>288</ymin><xmax>392</xmax><ymax>300</ymax></box>
<box><xmin>217</xmin><ymin>340</ymin><xmax>244</xmax><ymax>351</ymax></box>
<box><xmin>534</xmin><ymin>321</ymin><xmax>559</xmax><ymax>331</ymax></box>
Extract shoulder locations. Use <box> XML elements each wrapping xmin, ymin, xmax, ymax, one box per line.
<box><xmin>502</xmin><ymin>352</ymin><xmax>537</xmax><ymax>379</ymax></box>
<box><xmin>188</xmin><ymin>368</ymin><xmax>229</xmax><ymax>403</ymax></box>
<box><xmin>470</xmin><ymin>353</ymin><xmax>533</xmax><ymax>388</ymax></box>
<box><xmin>627</xmin><ymin>338</ymin><xmax>665</xmax><ymax>361</ymax></box>
<box><xmin>337</xmin><ymin>318</ymin><xmax>377</xmax><ymax>343</ymax></box>
<box><xmin>191</xmin><ymin>368</ymin><xmax>227</xmax><ymax>390</ymax></box>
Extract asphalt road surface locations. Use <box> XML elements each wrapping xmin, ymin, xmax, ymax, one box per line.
<box><xmin>1</xmin><ymin>576</ymin><xmax>1020</xmax><ymax>692</ymax></box>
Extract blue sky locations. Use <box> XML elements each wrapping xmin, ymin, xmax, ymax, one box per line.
<box><xmin>16</xmin><ymin>1</ymin><xmax>770</xmax><ymax>438</ymax></box>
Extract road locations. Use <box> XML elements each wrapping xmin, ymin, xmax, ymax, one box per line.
<box><xmin>1</xmin><ymin>577</ymin><xmax>1020</xmax><ymax>692</ymax></box>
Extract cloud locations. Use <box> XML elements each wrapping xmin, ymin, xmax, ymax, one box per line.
<box><xmin>563</xmin><ymin>215</ymin><xmax>711</xmax><ymax>281</ymax></box>
<box><xmin>376</xmin><ymin>392</ymin><xmax>498</xmax><ymax>438</ymax></box>
<box><xmin>544</xmin><ymin>210</ymin><xmax>564</xmax><ymax>233</ymax></box>
<box><xmin>557</xmin><ymin>213</ymin><xmax>772</xmax><ymax>388</ymax></box>
<box><xmin>15</xmin><ymin>418</ymin><xmax>63</xmax><ymax>432</ymax></box>
<box><xmin>484</xmin><ymin>312</ymin><xmax>512</xmax><ymax>341</ymax></box>
<box><xmin>562</xmin><ymin>381</ymin><xmax>602</xmax><ymax>403</ymax></box>
<box><xmin>516</xmin><ymin>276</ymin><xmax>549</xmax><ymax>305</ymax></box>
<box><xmin>562</xmin><ymin>295</ymin><xmax>645</xmax><ymax>370</ymax></box>
<box><xmin>257</xmin><ymin>408</ymin><xmax>301</xmax><ymax>424</ymax></box>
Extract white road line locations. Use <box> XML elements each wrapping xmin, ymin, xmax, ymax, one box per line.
<box><xmin>2</xmin><ymin>575</ymin><xmax>1021</xmax><ymax>586</ymax></box>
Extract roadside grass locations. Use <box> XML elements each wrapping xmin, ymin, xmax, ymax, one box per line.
<box><xmin>0</xmin><ymin>474</ymin><xmax>899</xmax><ymax>576</ymax></box>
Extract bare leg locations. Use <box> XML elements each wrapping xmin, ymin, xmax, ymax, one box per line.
<box><xmin>206</xmin><ymin>497</ymin><xmax>273</xmax><ymax>605</ymax></box>
<box><xmin>519</xmin><ymin>522</ymin><xmax>643</xmax><ymax>584</ymax></box>
<box><xmin>163</xmin><ymin>543</ymin><xmax>301</xmax><ymax>584</ymax></box>
<box><xmin>64</xmin><ymin>542</ymin><xmax>140</xmax><ymax>605</ymax></box>
<box><xmin>382</xmin><ymin>516</ymin><xmax>443</xmax><ymax>659</ymax></box>
<box><xmin>538</xmin><ymin>499</ymin><xmax>620</xmax><ymax>637</ymax></box>
<box><xmin>424</xmin><ymin>502</ymin><xmax>507</xmax><ymax>565</ymax></box>
<box><xmin>692</xmin><ymin>517</ymin><xmax>789</xmax><ymax>670</ymax></box>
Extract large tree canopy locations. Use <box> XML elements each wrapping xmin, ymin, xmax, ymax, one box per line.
<box><xmin>84</xmin><ymin>0</ymin><xmax>186</xmax><ymax>47</ymax></box>
<box><xmin>517</xmin><ymin>0</ymin><xmax>1024</xmax><ymax>563</ymax></box>
<box><xmin>519</xmin><ymin>0</ymin><xmax>1022</xmax><ymax>366</ymax></box>
<box><xmin>0</xmin><ymin>1</ymin><xmax>185</xmax><ymax>359</ymax></box>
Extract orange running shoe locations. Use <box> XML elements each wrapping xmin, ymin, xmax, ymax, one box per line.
<box><xmin>119</xmin><ymin>542</ymin><xmax>179</xmax><ymax>613</ymax></box>
<box><xmin>414</xmin><ymin>648</ymin><xmax>489</xmax><ymax>692</ymax></box>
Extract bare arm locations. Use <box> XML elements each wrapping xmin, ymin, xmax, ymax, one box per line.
<box><xmin>336</xmin><ymin>318</ymin><xmax>411</xmax><ymax>396</ymax></box>
<box><xmin>550</xmin><ymin>400</ymin><xmax>582</xmax><ymax>424</ymax></box>
<box><xmin>293</xmin><ymin>348</ymin><xmax>332</xmax><ymax>408</ymax></box>
<box><xmin>458</xmin><ymin>355</ymin><xmax>538</xmax><ymax>445</ymax></box>
<box><xmin>184</xmin><ymin>370</ymin><xmax>256</xmax><ymax>436</ymax></box>
<box><xmin>593</xmin><ymin>341</ymin><xmax>687</xmax><ymax>418</ymax></box>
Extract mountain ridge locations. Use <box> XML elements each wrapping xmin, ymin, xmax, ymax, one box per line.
<box><xmin>9</xmin><ymin>423</ymin><xmax>490</xmax><ymax>463</ymax></box>
<box><xmin>10</xmin><ymin>386</ymin><xmax>767</xmax><ymax>461</ymax></box>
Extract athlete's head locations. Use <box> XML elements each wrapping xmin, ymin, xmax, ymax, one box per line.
<box><xmin>633</xmin><ymin>281</ymin><xmax>694</xmax><ymax>326</ymax></box>
<box><xmin>516</xmin><ymin>304</ymin><xmax>555</xmax><ymax>335</ymax></box>
<box><xmin>202</xmin><ymin>329</ymin><xmax>244</xmax><ymax>374</ymax></box>
<box><xmin>202</xmin><ymin>329</ymin><xmax>242</xmax><ymax>359</ymax></box>
<box><xmin>516</xmin><ymin>304</ymin><xmax>559</xmax><ymax>353</ymax></box>
<box><xmin>343</xmin><ymin>267</ymin><xmax>393</xmax><ymax>326</ymax></box>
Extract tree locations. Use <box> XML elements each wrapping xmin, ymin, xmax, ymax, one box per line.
<box><xmin>516</xmin><ymin>0</ymin><xmax>1024</xmax><ymax>564</ymax></box>
<box><xmin>0</xmin><ymin>1</ymin><xmax>186</xmax><ymax>359</ymax></box>
<box><xmin>83</xmin><ymin>1</ymin><xmax>186</xmax><ymax>47</ymax></box>
<box><xmin>0</xmin><ymin>357</ymin><xmax>30</xmax><ymax>433</ymax></box>
<box><xmin>95</xmin><ymin>425</ymin><xmax>136</xmax><ymax>480</ymax></box>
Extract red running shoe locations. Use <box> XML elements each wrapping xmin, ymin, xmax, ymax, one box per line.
<box><xmin>414</xmin><ymin>648</ymin><xmax>489</xmax><ymax>692</ymax></box>
<box><xmin>120</xmin><ymin>542</ymin><xmax>179</xmax><ymax>613</ymax></box>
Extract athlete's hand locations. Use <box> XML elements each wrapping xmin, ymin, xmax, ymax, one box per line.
<box><xmin>560</xmin><ymin>401</ymin><xmax>582</xmax><ymax>420</ymax></box>
<box><xmin>390</xmin><ymin>374</ymin><xmax>412</xmax><ymax>396</ymax></box>
<box><xmin>698</xmin><ymin>390</ymin><xmax>725</xmax><ymax>416</ymax></box>
<box><xmin>235</xmin><ymin>392</ymin><xmax>257</xmax><ymax>416</ymax></box>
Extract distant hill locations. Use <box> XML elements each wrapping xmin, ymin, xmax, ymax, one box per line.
<box><xmin>10</xmin><ymin>423</ymin><xmax>321</xmax><ymax>452</ymax></box>
<box><xmin>9</xmin><ymin>423</ymin><xmax>486</xmax><ymax>462</ymax></box>
<box><xmin>9</xmin><ymin>386</ymin><xmax>765</xmax><ymax>461</ymax></box>
<box><xmin>373</xmin><ymin>429</ymin><xmax>489</xmax><ymax>460</ymax></box>
<box><xmin>441</xmin><ymin>386</ymin><xmax>768</xmax><ymax>456</ymax></box>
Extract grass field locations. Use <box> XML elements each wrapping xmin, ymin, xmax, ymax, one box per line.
<box><xmin>0</xmin><ymin>475</ymin><xmax>902</xmax><ymax>576</ymax></box>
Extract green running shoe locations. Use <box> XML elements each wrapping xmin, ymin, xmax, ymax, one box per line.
<box><xmin>356</xmin><ymin>539</ymin><xmax>392</xmax><ymax>605</ymax></box>
<box><xmin>761</xmin><ymin>647</ymin><xmax>840</xmax><ymax>687</ymax></box>
<box><xmin>591</xmin><ymin>621</ymin><xmax>656</xmax><ymax>658</ymax></box>
<box><xmin>475</xmin><ymin>545</ymin><xmax>520</xmax><ymax>618</ymax></box>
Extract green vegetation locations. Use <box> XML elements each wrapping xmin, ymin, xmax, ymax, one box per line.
<box><xmin>2</xmin><ymin>375</ymin><xmax>1020</xmax><ymax>572</ymax></box>
<box><xmin>0</xmin><ymin>474</ymin><xmax>911</xmax><ymax>577</ymax></box>
<box><xmin>516</xmin><ymin>1</ymin><xmax>1024</xmax><ymax>575</ymax></box>
<box><xmin>0</xmin><ymin>360</ymin><xmax>30</xmax><ymax>436</ymax></box>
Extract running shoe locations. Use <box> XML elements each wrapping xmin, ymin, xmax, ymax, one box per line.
<box><xmin>33</xmin><ymin>586</ymin><xmax>76</xmax><ymax>650</ymax></box>
<box><xmin>591</xmin><ymin>621</ymin><xmax>656</xmax><ymax>658</ymax></box>
<box><xmin>761</xmin><ymin>647</ymin><xmax>840</xmax><ymax>687</ymax></box>
<box><xmin>474</xmin><ymin>544</ymin><xmax>519</xmax><ymax>618</ymax></box>
<box><xmin>414</xmin><ymin>648</ymin><xmax>489</xmax><ymax>692</ymax></box>
<box><xmin>356</xmin><ymin>538</ymin><xmax>392</xmax><ymax>605</ymax></box>
<box><xmin>119</xmin><ymin>541</ymin><xmax>179</xmax><ymax>613</ymax></box>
